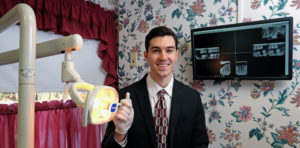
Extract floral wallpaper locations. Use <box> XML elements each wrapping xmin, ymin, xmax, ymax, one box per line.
<box><xmin>116</xmin><ymin>0</ymin><xmax>300</xmax><ymax>147</ymax></box>
<box><xmin>1</xmin><ymin>0</ymin><xmax>299</xmax><ymax>147</ymax></box>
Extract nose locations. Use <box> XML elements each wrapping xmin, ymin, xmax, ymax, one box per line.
<box><xmin>159</xmin><ymin>51</ymin><xmax>167</xmax><ymax>60</ymax></box>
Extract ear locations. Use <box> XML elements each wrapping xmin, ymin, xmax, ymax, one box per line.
<box><xmin>144</xmin><ymin>51</ymin><xmax>148</xmax><ymax>61</ymax></box>
<box><xmin>175</xmin><ymin>49</ymin><xmax>179</xmax><ymax>58</ymax></box>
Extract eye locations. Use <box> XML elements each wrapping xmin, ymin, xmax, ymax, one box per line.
<box><xmin>167</xmin><ymin>48</ymin><xmax>175</xmax><ymax>53</ymax></box>
<box><xmin>167</xmin><ymin>49</ymin><xmax>173</xmax><ymax>53</ymax></box>
<box><xmin>152</xmin><ymin>49</ymin><xmax>159</xmax><ymax>53</ymax></box>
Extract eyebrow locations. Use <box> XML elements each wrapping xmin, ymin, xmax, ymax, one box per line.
<box><xmin>150</xmin><ymin>46</ymin><xmax>176</xmax><ymax>49</ymax></box>
<box><xmin>166</xmin><ymin>46</ymin><xmax>176</xmax><ymax>49</ymax></box>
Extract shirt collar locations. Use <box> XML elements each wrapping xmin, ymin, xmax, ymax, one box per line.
<box><xmin>146</xmin><ymin>74</ymin><xmax>174</xmax><ymax>97</ymax></box>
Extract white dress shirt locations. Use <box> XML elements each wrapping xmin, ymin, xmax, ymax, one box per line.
<box><xmin>146</xmin><ymin>74</ymin><xmax>173</xmax><ymax>118</ymax></box>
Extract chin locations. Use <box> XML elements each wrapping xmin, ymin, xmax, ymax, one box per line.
<box><xmin>158</xmin><ymin>72</ymin><xmax>172</xmax><ymax>78</ymax></box>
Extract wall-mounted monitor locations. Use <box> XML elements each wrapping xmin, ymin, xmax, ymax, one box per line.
<box><xmin>191</xmin><ymin>17</ymin><xmax>293</xmax><ymax>80</ymax></box>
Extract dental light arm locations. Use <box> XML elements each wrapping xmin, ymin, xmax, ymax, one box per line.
<box><xmin>0</xmin><ymin>3</ymin><xmax>84</xmax><ymax>148</ymax></box>
<box><xmin>56</xmin><ymin>37</ymin><xmax>120</xmax><ymax>127</ymax></box>
<box><xmin>0</xmin><ymin>34</ymin><xmax>83</xmax><ymax>66</ymax></box>
<box><xmin>1</xmin><ymin>7</ymin><xmax>119</xmax><ymax>148</ymax></box>
<box><xmin>62</xmin><ymin>50</ymin><xmax>82</xmax><ymax>82</ymax></box>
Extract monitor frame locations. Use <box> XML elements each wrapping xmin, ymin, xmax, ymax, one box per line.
<box><xmin>191</xmin><ymin>17</ymin><xmax>293</xmax><ymax>80</ymax></box>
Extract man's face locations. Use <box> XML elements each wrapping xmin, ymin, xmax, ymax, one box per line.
<box><xmin>144</xmin><ymin>36</ymin><xmax>179</xmax><ymax>81</ymax></box>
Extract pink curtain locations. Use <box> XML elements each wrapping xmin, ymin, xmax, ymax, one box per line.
<box><xmin>0</xmin><ymin>100</ymin><xmax>103</xmax><ymax>148</ymax></box>
<box><xmin>0</xmin><ymin>0</ymin><xmax>118</xmax><ymax>88</ymax></box>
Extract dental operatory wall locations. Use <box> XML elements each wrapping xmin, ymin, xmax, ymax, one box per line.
<box><xmin>115</xmin><ymin>0</ymin><xmax>300</xmax><ymax>147</ymax></box>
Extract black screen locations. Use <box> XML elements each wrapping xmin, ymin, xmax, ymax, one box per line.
<box><xmin>191</xmin><ymin>17</ymin><xmax>293</xmax><ymax>80</ymax></box>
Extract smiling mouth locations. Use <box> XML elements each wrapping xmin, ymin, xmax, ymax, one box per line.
<box><xmin>156</xmin><ymin>63</ymin><xmax>170</xmax><ymax>71</ymax></box>
<box><xmin>157</xmin><ymin>63</ymin><xmax>169</xmax><ymax>67</ymax></box>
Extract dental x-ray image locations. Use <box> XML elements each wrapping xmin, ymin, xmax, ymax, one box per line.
<box><xmin>220</xmin><ymin>61</ymin><xmax>231</xmax><ymax>76</ymax></box>
<box><xmin>262</xmin><ymin>25</ymin><xmax>286</xmax><ymax>40</ymax></box>
<box><xmin>236</xmin><ymin>61</ymin><xmax>248</xmax><ymax>76</ymax></box>
<box><xmin>253</xmin><ymin>42</ymin><xmax>285</xmax><ymax>57</ymax></box>
<box><xmin>269</xmin><ymin>42</ymin><xmax>285</xmax><ymax>56</ymax></box>
<box><xmin>253</xmin><ymin>43</ymin><xmax>269</xmax><ymax>57</ymax></box>
<box><xmin>194</xmin><ymin>48</ymin><xmax>207</xmax><ymax>60</ymax></box>
<box><xmin>207</xmin><ymin>47</ymin><xmax>220</xmax><ymax>59</ymax></box>
<box><xmin>194</xmin><ymin>47</ymin><xmax>219</xmax><ymax>60</ymax></box>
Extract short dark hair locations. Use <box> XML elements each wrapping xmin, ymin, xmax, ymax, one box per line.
<box><xmin>145</xmin><ymin>26</ymin><xmax>178</xmax><ymax>52</ymax></box>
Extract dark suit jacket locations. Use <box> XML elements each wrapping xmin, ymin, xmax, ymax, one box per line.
<box><xmin>102</xmin><ymin>75</ymin><xmax>209</xmax><ymax>148</ymax></box>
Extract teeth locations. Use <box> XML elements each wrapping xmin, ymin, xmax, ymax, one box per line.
<box><xmin>158</xmin><ymin>64</ymin><xmax>168</xmax><ymax>67</ymax></box>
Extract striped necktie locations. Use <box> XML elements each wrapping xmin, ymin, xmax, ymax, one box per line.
<box><xmin>154</xmin><ymin>89</ymin><xmax>168</xmax><ymax>148</ymax></box>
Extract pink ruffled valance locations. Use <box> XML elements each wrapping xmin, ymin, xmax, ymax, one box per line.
<box><xmin>0</xmin><ymin>0</ymin><xmax>117</xmax><ymax>88</ymax></box>
<box><xmin>0</xmin><ymin>100</ymin><xmax>77</xmax><ymax>115</ymax></box>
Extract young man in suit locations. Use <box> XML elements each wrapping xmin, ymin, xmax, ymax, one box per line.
<box><xmin>102</xmin><ymin>26</ymin><xmax>209</xmax><ymax>148</ymax></box>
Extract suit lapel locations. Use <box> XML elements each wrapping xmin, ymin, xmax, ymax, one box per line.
<box><xmin>168</xmin><ymin>79</ymin><xmax>183</xmax><ymax>148</ymax></box>
<box><xmin>135</xmin><ymin>76</ymin><xmax>157</xmax><ymax>146</ymax></box>
<box><xmin>134</xmin><ymin>76</ymin><xmax>184</xmax><ymax>147</ymax></box>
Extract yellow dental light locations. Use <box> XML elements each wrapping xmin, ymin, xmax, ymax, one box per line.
<box><xmin>69</xmin><ymin>82</ymin><xmax>119</xmax><ymax>126</ymax></box>
<box><xmin>62</xmin><ymin>49</ymin><xmax>121</xmax><ymax>127</ymax></box>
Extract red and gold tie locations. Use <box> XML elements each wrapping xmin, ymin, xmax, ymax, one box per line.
<box><xmin>154</xmin><ymin>89</ymin><xmax>168</xmax><ymax>148</ymax></box>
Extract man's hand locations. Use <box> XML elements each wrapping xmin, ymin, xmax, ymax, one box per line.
<box><xmin>113</xmin><ymin>92</ymin><xmax>134</xmax><ymax>135</ymax></box>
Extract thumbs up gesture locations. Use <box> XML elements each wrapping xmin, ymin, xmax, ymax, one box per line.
<box><xmin>113</xmin><ymin>92</ymin><xmax>134</xmax><ymax>135</ymax></box>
